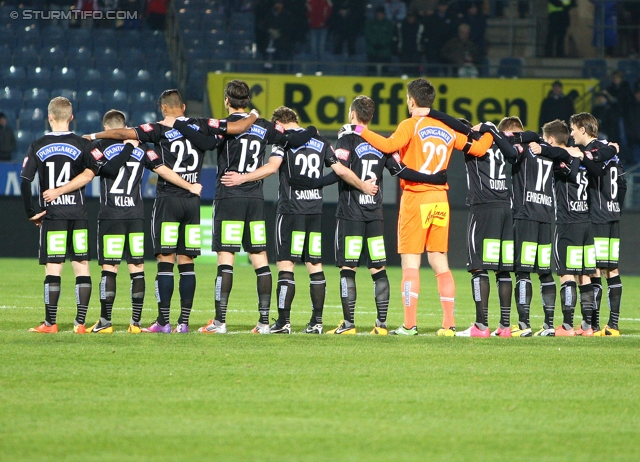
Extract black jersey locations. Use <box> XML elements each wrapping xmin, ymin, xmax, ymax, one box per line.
<box><xmin>134</xmin><ymin>117</ymin><xmax>214</xmax><ymax>199</ymax></box>
<box><xmin>582</xmin><ymin>140</ymin><xmax>623</xmax><ymax>223</ymax></box>
<box><xmin>465</xmin><ymin>143</ymin><xmax>510</xmax><ymax>206</ymax></box>
<box><xmin>93</xmin><ymin>139</ymin><xmax>163</xmax><ymax>220</ymax></box>
<box><xmin>334</xmin><ymin>132</ymin><xmax>405</xmax><ymax>222</ymax></box>
<box><xmin>20</xmin><ymin>132</ymin><xmax>96</xmax><ymax>220</ymax></box>
<box><xmin>214</xmin><ymin>114</ymin><xmax>294</xmax><ymax>201</ymax></box>
<box><xmin>273</xmin><ymin>130</ymin><xmax>338</xmax><ymax>215</ymax></box>
<box><xmin>554</xmin><ymin>158</ymin><xmax>589</xmax><ymax>224</ymax></box>
<box><xmin>511</xmin><ymin>143</ymin><xmax>556</xmax><ymax>223</ymax></box>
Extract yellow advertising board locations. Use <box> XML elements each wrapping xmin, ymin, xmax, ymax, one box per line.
<box><xmin>207</xmin><ymin>73</ymin><xmax>598</xmax><ymax>132</ymax></box>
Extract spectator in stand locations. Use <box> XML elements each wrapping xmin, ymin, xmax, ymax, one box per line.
<box><xmin>385</xmin><ymin>0</ymin><xmax>407</xmax><ymax>23</ymax></box>
<box><xmin>73</xmin><ymin>0</ymin><xmax>99</xmax><ymax>29</ymax></box>
<box><xmin>307</xmin><ymin>0</ymin><xmax>333</xmax><ymax>61</ymax></box>
<box><xmin>422</xmin><ymin>0</ymin><xmax>456</xmax><ymax>65</ymax></box>
<box><xmin>591</xmin><ymin>0</ymin><xmax>618</xmax><ymax>57</ymax></box>
<box><xmin>365</xmin><ymin>6</ymin><xmax>395</xmax><ymax>75</ymax></box>
<box><xmin>545</xmin><ymin>0</ymin><xmax>576</xmax><ymax>58</ymax></box>
<box><xmin>538</xmin><ymin>80</ymin><xmax>575</xmax><ymax>130</ymax></box>
<box><xmin>329</xmin><ymin>0</ymin><xmax>366</xmax><ymax>56</ymax></box>
<box><xmin>46</xmin><ymin>0</ymin><xmax>76</xmax><ymax>28</ymax></box>
<box><xmin>286</xmin><ymin>0</ymin><xmax>309</xmax><ymax>51</ymax></box>
<box><xmin>606</xmin><ymin>70</ymin><xmax>635</xmax><ymax>126</ymax></box>
<box><xmin>257</xmin><ymin>1</ymin><xmax>294</xmax><ymax>66</ymax></box>
<box><xmin>0</xmin><ymin>113</ymin><xmax>16</xmax><ymax>161</ymax></box>
<box><xmin>441</xmin><ymin>23</ymin><xmax>479</xmax><ymax>75</ymax></box>
<box><xmin>627</xmin><ymin>87</ymin><xmax>640</xmax><ymax>164</ymax></box>
<box><xmin>464</xmin><ymin>1</ymin><xmax>487</xmax><ymax>58</ymax></box>
<box><xmin>146</xmin><ymin>0</ymin><xmax>168</xmax><ymax>30</ymax></box>
<box><xmin>395</xmin><ymin>11</ymin><xmax>424</xmax><ymax>75</ymax></box>
<box><xmin>592</xmin><ymin>91</ymin><xmax>622</xmax><ymax>143</ymax></box>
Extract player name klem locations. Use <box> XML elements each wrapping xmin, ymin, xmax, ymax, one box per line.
<box><xmin>36</xmin><ymin>143</ymin><xmax>82</xmax><ymax>161</ymax></box>
<box><xmin>295</xmin><ymin>189</ymin><xmax>321</xmax><ymax>200</ymax></box>
<box><xmin>355</xmin><ymin>143</ymin><xmax>383</xmax><ymax>158</ymax></box>
<box><xmin>526</xmin><ymin>191</ymin><xmax>553</xmax><ymax>206</ymax></box>
<box><xmin>49</xmin><ymin>194</ymin><xmax>76</xmax><ymax>205</ymax></box>
<box><xmin>165</xmin><ymin>129</ymin><xmax>184</xmax><ymax>141</ymax></box>
<box><xmin>417</xmin><ymin>127</ymin><xmax>453</xmax><ymax>144</ymax></box>
<box><xmin>114</xmin><ymin>196</ymin><xmax>135</xmax><ymax>207</ymax></box>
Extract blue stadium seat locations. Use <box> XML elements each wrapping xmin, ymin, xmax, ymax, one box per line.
<box><xmin>582</xmin><ymin>59</ymin><xmax>608</xmax><ymax>79</ymax></box>
<box><xmin>66</xmin><ymin>29</ymin><xmax>92</xmax><ymax>49</ymax></box>
<box><xmin>18</xmin><ymin>108</ymin><xmax>46</xmax><ymax>131</ymax></box>
<box><xmin>77</xmin><ymin>80</ymin><xmax>103</xmax><ymax>94</ymax></box>
<box><xmin>92</xmin><ymin>29</ymin><xmax>117</xmax><ymax>51</ymax></box>
<box><xmin>51</xmin><ymin>88</ymin><xmax>77</xmax><ymax>101</ymax></box>
<box><xmin>12</xmin><ymin>46</ymin><xmax>40</xmax><ymax>68</ymax></box>
<box><xmin>93</xmin><ymin>47</ymin><xmax>119</xmax><ymax>68</ymax></box>
<box><xmin>0</xmin><ymin>44</ymin><xmax>12</xmax><ymax>63</ymax></box>
<box><xmin>0</xmin><ymin>34</ymin><xmax>14</xmax><ymax>48</ymax></box>
<box><xmin>24</xmin><ymin>87</ymin><xmax>50</xmax><ymax>103</ymax></box>
<box><xmin>76</xmin><ymin>89</ymin><xmax>102</xmax><ymax>103</ymax></box>
<box><xmin>26</xmin><ymin>66</ymin><xmax>52</xmax><ymax>89</ymax></box>
<box><xmin>201</xmin><ymin>12</ymin><xmax>226</xmax><ymax>31</ymax></box>
<box><xmin>498</xmin><ymin>58</ymin><xmax>523</xmax><ymax>78</ymax></box>
<box><xmin>75</xmin><ymin>110</ymin><xmax>103</xmax><ymax>134</ymax></box>
<box><xmin>76</xmin><ymin>100</ymin><xmax>104</xmax><ymax>114</ymax></box>
<box><xmin>14</xmin><ymin>130</ymin><xmax>35</xmax><ymax>160</ymax></box>
<box><xmin>79</xmin><ymin>68</ymin><xmax>102</xmax><ymax>82</ymax></box>
<box><xmin>187</xmin><ymin>70</ymin><xmax>205</xmax><ymax>100</ymax></box>
<box><xmin>129</xmin><ymin>90</ymin><xmax>155</xmax><ymax>105</ymax></box>
<box><xmin>40</xmin><ymin>46</ymin><xmax>66</xmax><ymax>68</ymax></box>
<box><xmin>52</xmin><ymin>67</ymin><xmax>78</xmax><ymax>90</ymax></box>
<box><xmin>617</xmin><ymin>59</ymin><xmax>640</xmax><ymax>87</ymax></box>
<box><xmin>0</xmin><ymin>87</ymin><xmax>23</xmax><ymax>103</ymax></box>
<box><xmin>181</xmin><ymin>16</ymin><xmax>202</xmax><ymax>31</ymax></box>
<box><xmin>0</xmin><ymin>108</ymin><xmax>17</xmax><ymax>127</ymax></box>
<box><xmin>105</xmin><ymin>89</ymin><xmax>128</xmax><ymax>105</ymax></box>
<box><xmin>66</xmin><ymin>46</ymin><xmax>92</xmax><ymax>63</ymax></box>
<box><xmin>22</xmin><ymin>29</ymin><xmax>42</xmax><ymax>49</ymax></box>
<box><xmin>229</xmin><ymin>12</ymin><xmax>254</xmax><ymax>29</ymax></box>
<box><xmin>41</xmin><ymin>27</ymin><xmax>67</xmax><ymax>48</ymax></box>
<box><xmin>183</xmin><ymin>30</ymin><xmax>204</xmax><ymax>48</ymax></box>
<box><xmin>131</xmin><ymin>111</ymin><xmax>157</xmax><ymax>125</ymax></box>
<box><xmin>2</xmin><ymin>66</ymin><xmax>28</xmax><ymax>90</ymax></box>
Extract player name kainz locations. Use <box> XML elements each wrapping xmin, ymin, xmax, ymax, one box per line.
<box><xmin>115</xmin><ymin>196</ymin><xmax>135</xmax><ymax>207</ymax></box>
<box><xmin>295</xmin><ymin>189</ymin><xmax>321</xmax><ymax>200</ymax></box>
<box><xmin>525</xmin><ymin>191</ymin><xmax>552</xmax><ymax>206</ymax></box>
<box><xmin>49</xmin><ymin>194</ymin><xmax>76</xmax><ymax>205</ymax></box>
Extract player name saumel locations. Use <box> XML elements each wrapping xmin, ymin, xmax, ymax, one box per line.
<box><xmin>49</xmin><ymin>194</ymin><xmax>76</xmax><ymax>205</ymax></box>
<box><xmin>294</xmin><ymin>188</ymin><xmax>321</xmax><ymax>200</ymax></box>
<box><xmin>525</xmin><ymin>191</ymin><xmax>552</xmax><ymax>206</ymax></box>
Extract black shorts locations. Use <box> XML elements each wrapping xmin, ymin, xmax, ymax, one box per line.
<box><xmin>212</xmin><ymin>198</ymin><xmax>267</xmax><ymax>253</ymax></box>
<box><xmin>466</xmin><ymin>204</ymin><xmax>514</xmax><ymax>272</ymax></box>
<box><xmin>335</xmin><ymin>219</ymin><xmax>386</xmax><ymax>268</ymax></box>
<box><xmin>151</xmin><ymin>196</ymin><xmax>201</xmax><ymax>257</ymax></box>
<box><xmin>275</xmin><ymin>213</ymin><xmax>322</xmax><ymax>264</ymax></box>
<box><xmin>592</xmin><ymin>221</ymin><xmax>620</xmax><ymax>268</ymax></box>
<box><xmin>513</xmin><ymin>219</ymin><xmax>553</xmax><ymax>273</ymax></box>
<box><xmin>97</xmin><ymin>219</ymin><xmax>145</xmax><ymax>266</ymax></box>
<box><xmin>554</xmin><ymin>222</ymin><xmax>595</xmax><ymax>275</ymax></box>
<box><xmin>39</xmin><ymin>219</ymin><xmax>90</xmax><ymax>265</ymax></box>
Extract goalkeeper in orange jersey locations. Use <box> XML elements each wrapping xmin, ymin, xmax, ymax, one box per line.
<box><xmin>349</xmin><ymin>79</ymin><xmax>494</xmax><ymax>335</ymax></box>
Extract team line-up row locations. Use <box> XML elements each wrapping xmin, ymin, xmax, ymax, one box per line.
<box><xmin>19</xmin><ymin>78</ymin><xmax>624</xmax><ymax>338</ymax></box>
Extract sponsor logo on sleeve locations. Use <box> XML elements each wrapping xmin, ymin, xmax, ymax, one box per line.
<box><xmin>335</xmin><ymin>148</ymin><xmax>350</xmax><ymax>161</ymax></box>
<box><xmin>393</xmin><ymin>153</ymin><xmax>401</xmax><ymax>163</ymax></box>
<box><xmin>515</xmin><ymin>144</ymin><xmax>524</xmax><ymax>153</ymax></box>
<box><xmin>585</xmin><ymin>150</ymin><xmax>594</xmax><ymax>160</ymax></box>
<box><xmin>22</xmin><ymin>156</ymin><xmax>29</xmax><ymax>168</ymax></box>
<box><xmin>275</xmin><ymin>123</ymin><xmax>284</xmax><ymax>133</ymax></box>
<box><xmin>504</xmin><ymin>131</ymin><xmax>513</xmax><ymax>137</ymax></box>
<box><xmin>146</xmin><ymin>150</ymin><xmax>159</xmax><ymax>161</ymax></box>
<box><xmin>140</xmin><ymin>123</ymin><xmax>153</xmax><ymax>132</ymax></box>
<box><xmin>91</xmin><ymin>148</ymin><xmax>104</xmax><ymax>160</ymax></box>
<box><xmin>208</xmin><ymin>118</ymin><xmax>220</xmax><ymax>128</ymax></box>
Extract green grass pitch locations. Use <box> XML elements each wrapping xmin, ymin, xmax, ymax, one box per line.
<box><xmin>1</xmin><ymin>258</ymin><xmax>639</xmax><ymax>461</ymax></box>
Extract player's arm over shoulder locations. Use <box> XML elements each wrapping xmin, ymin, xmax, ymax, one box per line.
<box><xmin>360</xmin><ymin>118</ymin><xmax>415</xmax><ymax>154</ymax></box>
<box><xmin>454</xmin><ymin>131</ymin><xmax>493</xmax><ymax>156</ymax></box>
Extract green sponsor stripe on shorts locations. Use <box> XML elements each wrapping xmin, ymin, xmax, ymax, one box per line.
<box><xmin>161</xmin><ymin>222</ymin><xmax>180</xmax><ymax>246</ymax></box>
<box><xmin>129</xmin><ymin>233</ymin><xmax>144</xmax><ymax>257</ymax></box>
<box><xmin>185</xmin><ymin>224</ymin><xmax>201</xmax><ymax>248</ymax></box>
<box><xmin>291</xmin><ymin>231</ymin><xmax>305</xmax><ymax>255</ymax></box>
<box><xmin>47</xmin><ymin>230</ymin><xmax>67</xmax><ymax>255</ymax></box>
<box><xmin>345</xmin><ymin>236</ymin><xmax>363</xmax><ymax>260</ymax></box>
<box><xmin>483</xmin><ymin>238</ymin><xmax>501</xmax><ymax>263</ymax></box>
<box><xmin>103</xmin><ymin>234</ymin><xmax>125</xmax><ymax>259</ymax></box>
<box><xmin>566</xmin><ymin>245</ymin><xmax>583</xmax><ymax>269</ymax></box>
<box><xmin>502</xmin><ymin>240</ymin><xmax>514</xmax><ymax>264</ymax></box>
<box><xmin>520</xmin><ymin>241</ymin><xmax>537</xmax><ymax>266</ymax></box>
<box><xmin>309</xmin><ymin>232</ymin><xmax>322</xmax><ymax>256</ymax></box>
<box><xmin>221</xmin><ymin>221</ymin><xmax>244</xmax><ymax>245</ymax></box>
<box><xmin>367</xmin><ymin>235</ymin><xmax>386</xmax><ymax>260</ymax></box>
<box><xmin>537</xmin><ymin>243</ymin><xmax>551</xmax><ymax>268</ymax></box>
<box><xmin>72</xmin><ymin>229</ymin><xmax>89</xmax><ymax>254</ymax></box>
<box><xmin>584</xmin><ymin>244</ymin><xmax>596</xmax><ymax>268</ymax></box>
<box><xmin>250</xmin><ymin>221</ymin><xmax>266</xmax><ymax>245</ymax></box>
<box><xmin>594</xmin><ymin>237</ymin><xmax>610</xmax><ymax>260</ymax></box>
<box><xmin>610</xmin><ymin>238</ymin><xmax>620</xmax><ymax>262</ymax></box>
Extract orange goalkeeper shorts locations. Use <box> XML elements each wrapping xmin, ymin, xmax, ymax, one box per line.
<box><xmin>397</xmin><ymin>190</ymin><xmax>450</xmax><ymax>254</ymax></box>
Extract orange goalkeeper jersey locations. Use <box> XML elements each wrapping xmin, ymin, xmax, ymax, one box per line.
<box><xmin>360</xmin><ymin>113</ymin><xmax>493</xmax><ymax>192</ymax></box>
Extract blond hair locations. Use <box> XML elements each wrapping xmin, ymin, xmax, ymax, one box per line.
<box><xmin>48</xmin><ymin>97</ymin><xmax>73</xmax><ymax>122</ymax></box>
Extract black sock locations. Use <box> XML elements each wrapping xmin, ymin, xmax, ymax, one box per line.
<box><xmin>579</xmin><ymin>283</ymin><xmax>594</xmax><ymax>329</ymax></box>
<box><xmin>156</xmin><ymin>262</ymin><xmax>174</xmax><ymax>326</ymax></box>
<box><xmin>130</xmin><ymin>272</ymin><xmax>145</xmax><ymax>324</ymax></box>
<box><xmin>539</xmin><ymin>273</ymin><xmax>556</xmax><ymax>329</ymax></box>
<box><xmin>309</xmin><ymin>271</ymin><xmax>325</xmax><ymax>325</ymax></box>
<box><xmin>560</xmin><ymin>281</ymin><xmax>577</xmax><ymax>329</ymax></box>
<box><xmin>215</xmin><ymin>265</ymin><xmax>233</xmax><ymax>324</ymax></box>
<box><xmin>372</xmin><ymin>270</ymin><xmax>389</xmax><ymax>324</ymax></box>
<box><xmin>340</xmin><ymin>269</ymin><xmax>356</xmax><ymax>324</ymax></box>
<box><xmin>177</xmin><ymin>264</ymin><xmax>195</xmax><ymax>325</ymax></box>
<box><xmin>44</xmin><ymin>275</ymin><xmax>61</xmax><ymax>325</ymax></box>
<box><xmin>100</xmin><ymin>270</ymin><xmax>117</xmax><ymax>322</ymax></box>
<box><xmin>514</xmin><ymin>272</ymin><xmax>532</xmax><ymax>328</ymax></box>
<box><xmin>276</xmin><ymin>271</ymin><xmax>295</xmax><ymax>325</ymax></box>
<box><xmin>75</xmin><ymin>276</ymin><xmax>92</xmax><ymax>325</ymax></box>
<box><xmin>255</xmin><ymin>266</ymin><xmax>272</xmax><ymax>324</ymax></box>
<box><xmin>606</xmin><ymin>275</ymin><xmax>622</xmax><ymax>329</ymax></box>
<box><xmin>591</xmin><ymin>276</ymin><xmax>603</xmax><ymax>330</ymax></box>
<box><xmin>471</xmin><ymin>270</ymin><xmax>489</xmax><ymax>328</ymax></box>
<box><xmin>496</xmin><ymin>271</ymin><xmax>512</xmax><ymax>328</ymax></box>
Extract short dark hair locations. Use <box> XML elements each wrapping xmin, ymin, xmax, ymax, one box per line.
<box><xmin>102</xmin><ymin>109</ymin><xmax>126</xmax><ymax>129</ymax></box>
<box><xmin>498</xmin><ymin>116</ymin><xmax>524</xmax><ymax>131</ymax></box>
<box><xmin>225</xmin><ymin>79</ymin><xmax>250</xmax><ymax>109</ymax></box>
<box><xmin>350</xmin><ymin>95</ymin><xmax>375</xmax><ymax>124</ymax></box>
<box><xmin>407</xmin><ymin>79</ymin><xmax>436</xmax><ymax>108</ymax></box>
<box><xmin>158</xmin><ymin>89</ymin><xmax>184</xmax><ymax>110</ymax></box>
<box><xmin>271</xmin><ymin>106</ymin><xmax>298</xmax><ymax>124</ymax></box>
<box><xmin>569</xmin><ymin>112</ymin><xmax>598</xmax><ymax>137</ymax></box>
<box><xmin>542</xmin><ymin>119</ymin><xmax>570</xmax><ymax>145</ymax></box>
